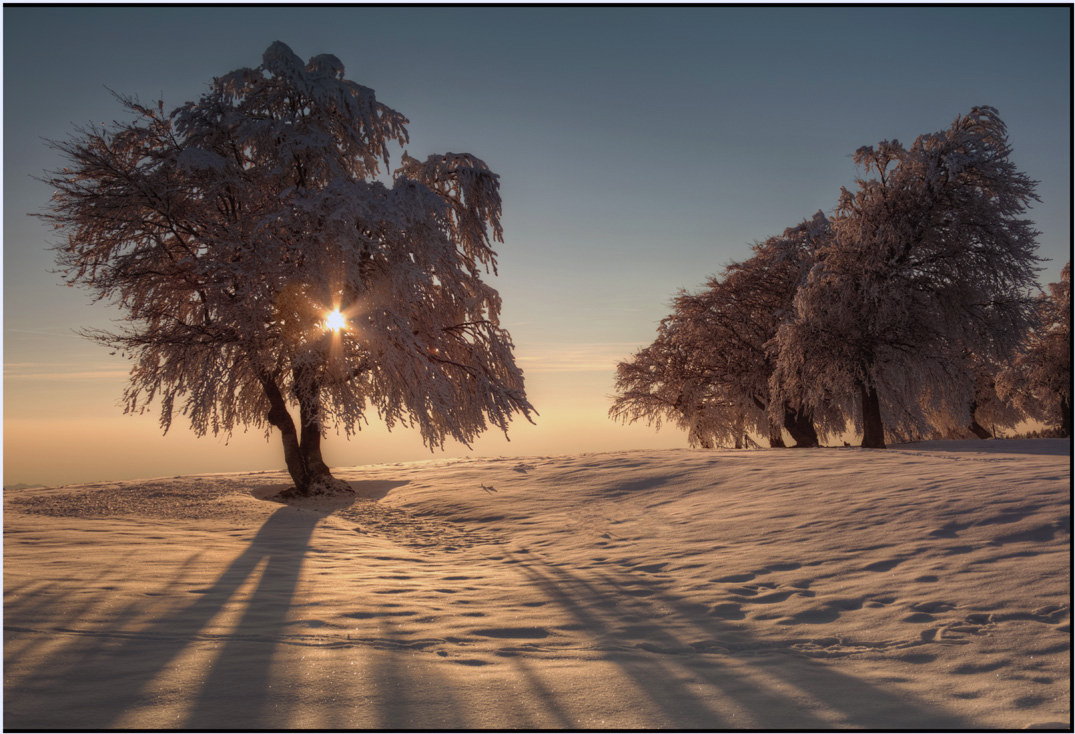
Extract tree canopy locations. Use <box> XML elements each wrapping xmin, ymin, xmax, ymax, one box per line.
<box><xmin>611</xmin><ymin>213</ymin><xmax>837</xmax><ymax>449</ymax></box>
<box><xmin>774</xmin><ymin>107</ymin><xmax>1040</xmax><ymax>447</ymax></box>
<box><xmin>999</xmin><ymin>263</ymin><xmax>1072</xmax><ymax>436</ymax></box>
<box><xmin>615</xmin><ymin>107</ymin><xmax>1055</xmax><ymax>449</ymax></box>
<box><xmin>43</xmin><ymin>41</ymin><xmax>535</xmax><ymax>493</ymax></box>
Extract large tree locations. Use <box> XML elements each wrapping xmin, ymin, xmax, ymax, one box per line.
<box><xmin>42</xmin><ymin>41</ymin><xmax>535</xmax><ymax>494</ymax></box>
<box><xmin>771</xmin><ymin>107</ymin><xmax>1041</xmax><ymax>448</ymax></box>
<box><xmin>611</xmin><ymin>213</ymin><xmax>839</xmax><ymax>448</ymax></box>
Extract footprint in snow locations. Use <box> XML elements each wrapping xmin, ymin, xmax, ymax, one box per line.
<box><xmin>709</xmin><ymin>602</ymin><xmax>746</xmax><ymax>620</ymax></box>
<box><xmin>929</xmin><ymin>521</ymin><xmax>969</xmax><ymax>539</ymax></box>
<box><xmin>713</xmin><ymin>572</ymin><xmax>755</xmax><ymax>583</ymax></box>
<box><xmin>862</xmin><ymin>558</ymin><xmax>904</xmax><ymax>572</ymax></box>
<box><xmin>910</xmin><ymin>600</ymin><xmax>955</xmax><ymax>614</ymax></box>
<box><xmin>901</xmin><ymin>612</ymin><xmax>936</xmax><ymax>623</ymax></box>
<box><xmin>777</xmin><ymin>606</ymin><xmax>841</xmax><ymax>625</ymax></box>
<box><xmin>766</xmin><ymin>562</ymin><xmax>802</xmax><ymax>572</ymax></box>
<box><xmin>741</xmin><ymin>590</ymin><xmax>798</xmax><ymax>604</ymax></box>
<box><xmin>470</xmin><ymin>626</ymin><xmax>550</xmax><ymax>639</ymax></box>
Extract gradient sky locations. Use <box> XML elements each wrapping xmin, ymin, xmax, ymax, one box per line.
<box><xmin>3</xmin><ymin>6</ymin><xmax>1071</xmax><ymax>486</ymax></box>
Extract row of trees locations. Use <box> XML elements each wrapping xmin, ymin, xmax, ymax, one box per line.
<box><xmin>612</xmin><ymin>107</ymin><xmax>1071</xmax><ymax>448</ymax></box>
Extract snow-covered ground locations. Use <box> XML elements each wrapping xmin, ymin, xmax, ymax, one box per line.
<box><xmin>4</xmin><ymin>440</ymin><xmax>1070</xmax><ymax>729</ymax></box>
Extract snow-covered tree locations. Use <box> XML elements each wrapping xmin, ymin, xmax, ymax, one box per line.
<box><xmin>926</xmin><ymin>358</ymin><xmax>1024</xmax><ymax>439</ymax></box>
<box><xmin>609</xmin><ymin>309</ymin><xmax>757</xmax><ymax>449</ymax></box>
<box><xmin>42</xmin><ymin>41</ymin><xmax>535</xmax><ymax>494</ymax></box>
<box><xmin>772</xmin><ymin>107</ymin><xmax>1041</xmax><ymax>448</ymax></box>
<box><xmin>966</xmin><ymin>367</ymin><xmax>1026</xmax><ymax>438</ymax></box>
<box><xmin>750</xmin><ymin>213</ymin><xmax>849</xmax><ymax>446</ymax></box>
<box><xmin>611</xmin><ymin>213</ymin><xmax>840</xmax><ymax>448</ymax></box>
<box><xmin>999</xmin><ymin>262</ymin><xmax>1072</xmax><ymax>435</ymax></box>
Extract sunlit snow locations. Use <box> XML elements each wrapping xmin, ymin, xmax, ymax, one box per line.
<box><xmin>4</xmin><ymin>440</ymin><xmax>1069</xmax><ymax>729</ymax></box>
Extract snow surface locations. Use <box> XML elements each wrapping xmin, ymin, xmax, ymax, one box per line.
<box><xmin>4</xmin><ymin>440</ymin><xmax>1070</xmax><ymax>729</ymax></box>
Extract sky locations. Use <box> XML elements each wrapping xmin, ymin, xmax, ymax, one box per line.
<box><xmin>2</xmin><ymin>5</ymin><xmax>1071</xmax><ymax>486</ymax></box>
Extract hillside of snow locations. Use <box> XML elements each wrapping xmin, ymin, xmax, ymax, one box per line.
<box><xmin>4</xmin><ymin>440</ymin><xmax>1070</xmax><ymax>729</ymax></box>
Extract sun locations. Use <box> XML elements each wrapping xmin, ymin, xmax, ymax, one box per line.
<box><xmin>324</xmin><ymin>309</ymin><xmax>346</xmax><ymax>332</ymax></box>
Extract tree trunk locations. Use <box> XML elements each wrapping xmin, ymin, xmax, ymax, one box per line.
<box><xmin>753</xmin><ymin>397</ymin><xmax>786</xmax><ymax>447</ymax></box>
<box><xmin>782</xmin><ymin>403</ymin><xmax>819</xmax><ymax>448</ymax></box>
<box><xmin>1061</xmin><ymin>395</ymin><xmax>1072</xmax><ymax>437</ymax></box>
<box><xmin>260</xmin><ymin>374</ymin><xmax>311</xmax><ymax>491</ymax></box>
<box><xmin>966</xmin><ymin>400</ymin><xmax>991</xmax><ymax>439</ymax></box>
<box><xmin>289</xmin><ymin>365</ymin><xmax>351</xmax><ymax>495</ymax></box>
<box><xmin>259</xmin><ymin>370</ymin><xmax>350</xmax><ymax>497</ymax></box>
<box><xmin>858</xmin><ymin>381</ymin><xmax>886</xmax><ymax>449</ymax></box>
<box><xmin>294</xmin><ymin>367</ymin><xmax>332</xmax><ymax>482</ymax></box>
<box><xmin>299</xmin><ymin>418</ymin><xmax>332</xmax><ymax>478</ymax></box>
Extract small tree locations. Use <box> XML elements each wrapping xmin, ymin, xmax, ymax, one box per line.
<box><xmin>999</xmin><ymin>263</ymin><xmax>1072</xmax><ymax>436</ymax></box>
<box><xmin>772</xmin><ymin>107</ymin><xmax>1041</xmax><ymax>448</ymax></box>
<box><xmin>42</xmin><ymin>42</ymin><xmax>535</xmax><ymax>494</ymax></box>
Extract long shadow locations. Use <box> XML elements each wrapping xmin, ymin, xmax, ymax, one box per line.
<box><xmin>514</xmin><ymin>562</ymin><xmax>828</xmax><ymax>728</ymax></box>
<box><xmin>368</xmin><ymin>610</ymin><xmax>469</xmax><ymax>730</ymax></box>
<box><xmin>6</xmin><ymin>484</ymin><xmax>989</xmax><ymax>729</ymax></box>
<box><xmin>514</xmin><ymin>557</ymin><xmax>979</xmax><ymax>729</ymax></box>
<box><xmin>896</xmin><ymin>438</ymin><xmax>1070</xmax><ymax>457</ymax></box>
<box><xmin>3</xmin><ymin>548</ymin><xmax>150</xmax><ymax>671</ymax></box>
<box><xmin>181</xmin><ymin>508</ymin><xmax>320</xmax><ymax>728</ymax></box>
<box><xmin>4</xmin><ymin>506</ymin><xmax>320</xmax><ymax>730</ymax></box>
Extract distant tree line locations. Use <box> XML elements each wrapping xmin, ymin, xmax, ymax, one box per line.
<box><xmin>611</xmin><ymin>107</ymin><xmax>1071</xmax><ymax>448</ymax></box>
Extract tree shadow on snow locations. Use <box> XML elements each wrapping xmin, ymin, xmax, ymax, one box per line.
<box><xmin>251</xmin><ymin>478</ymin><xmax>409</xmax><ymax>505</ymax></box>
<box><xmin>6</xmin><ymin>496</ymin><xmax>987</xmax><ymax>729</ymax></box>
<box><xmin>895</xmin><ymin>438</ymin><xmax>1071</xmax><ymax>457</ymax></box>
<box><xmin>4</xmin><ymin>507</ymin><xmax>320</xmax><ymax>730</ymax></box>
<box><xmin>512</xmin><ymin>557</ymin><xmax>977</xmax><ymax>729</ymax></box>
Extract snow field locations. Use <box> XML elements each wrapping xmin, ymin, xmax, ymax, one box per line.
<box><xmin>3</xmin><ymin>440</ymin><xmax>1070</xmax><ymax>729</ymax></box>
